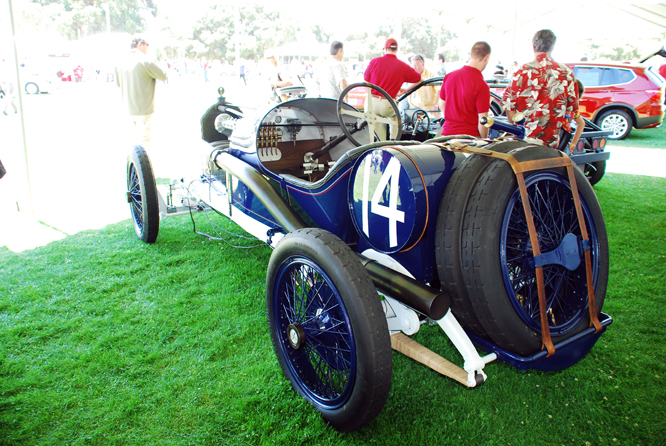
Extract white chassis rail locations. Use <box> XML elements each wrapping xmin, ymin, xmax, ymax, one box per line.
<box><xmin>157</xmin><ymin>176</ymin><xmax>284</xmax><ymax>249</ymax></box>
<box><xmin>363</xmin><ymin>249</ymin><xmax>497</xmax><ymax>387</ymax></box>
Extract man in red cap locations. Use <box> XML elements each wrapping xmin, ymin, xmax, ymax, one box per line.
<box><xmin>364</xmin><ymin>38</ymin><xmax>421</xmax><ymax>139</ymax></box>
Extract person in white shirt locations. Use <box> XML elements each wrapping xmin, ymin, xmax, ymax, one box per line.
<box><xmin>319</xmin><ymin>41</ymin><xmax>348</xmax><ymax>101</ymax></box>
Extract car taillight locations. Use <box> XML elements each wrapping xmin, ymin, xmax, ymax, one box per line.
<box><xmin>593</xmin><ymin>139</ymin><xmax>599</xmax><ymax>149</ymax></box>
<box><xmin>646</xmin><ymin>89</ymin><xmax>663</xmax><ymax>103</ymax></box>
<box><xmin>577</xmin><ymin>141</ymin><xmax>584</xmax><ymax>152</ymax></box>
<box><xmin>600</xmin><ymin>138</ymin><xmax>606</xmax><ymax>148</ymax></box>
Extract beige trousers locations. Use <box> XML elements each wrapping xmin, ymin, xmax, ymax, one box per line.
<box><xmin>131</xmin><ymin>114</ymin><xmax>153</xmax><ymax>149</ymax></box>
<box><xmin>366</xmin><ymin>96</ymin><xmax>398</xmax><ymax>141</ymax></box>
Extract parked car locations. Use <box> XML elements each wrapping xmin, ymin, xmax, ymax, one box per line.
<box><xmin>127</xmin><ymin>84</ymin><xmax>612</xmax><ymax>431</ymax></box>
<box><xmin>22</xmin><ymin>73</ymin><xmax>52</xmax><ymax>94</ymax></box>
<box><xmin>566</xmin><ymin>62</ymin><xmax>665</xmax><ymax>140</ymax></box>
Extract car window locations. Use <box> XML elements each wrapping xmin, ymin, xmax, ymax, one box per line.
<box><xmin>615</xmin><ymin>69</ymin><xmax>634</xmax><ymax>84</ymax></box>
<box><xmin>574</xmin><ymin>66</ymin><xmax>635</xmax><ymax>87</ymax></box>
<box><xmin>576</xmin><ymin>67</ymin><xmax>603</xmax><ymax>87</ymax></box>
<box><xmin>600</xmin><ymin>68</ymin><xmax>615</xmax><ymax>86</ymax></box>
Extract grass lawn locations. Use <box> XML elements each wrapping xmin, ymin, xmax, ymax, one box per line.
<box><xmin>1</xmin><ymin>172</ymin><xmax>665</xmax><ymax>445</ymax></box>
<box><xmin>606</xmin><ymin>120</ymin><xmax>666</xmax><ymax>150</ymax></box>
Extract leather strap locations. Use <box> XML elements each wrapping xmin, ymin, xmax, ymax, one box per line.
<box><xmin>433</xmin><ymin>141</ymin><xmax>602</xmax><ymax>357</ymax></box>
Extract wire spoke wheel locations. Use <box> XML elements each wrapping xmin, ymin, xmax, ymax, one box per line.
<box><xmin>458</xmin><ymin>145</ymin><xmax>608</xmax><ymax>356</ymax></box>
<box><xmin>501</xmin><ymin>172</ymin><xmax>600</xmax><ymax>335</ymax></box>
<box><xmin>126</xmin><ymin>145</ymin><xmax>159</xmax><ymax>243</ymax></box>
<box><xmin>274</xmin><ymin>259</ymin><xmax>355</xmax><ymax>405</ymax></box>
<box><xmin>267</xmin><ymin>229</ymin><xmax>391</xmax><ymax>432</ymax></box>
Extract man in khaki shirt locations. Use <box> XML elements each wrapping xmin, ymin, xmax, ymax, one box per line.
<box><xmin>115</xmin><ymin>36</ymin><xmax>166</xmax><ymax>149</ymax></box>
<box><xmin>407</xmin><ymin>54</ymin><xmax>438</xmax><ymax>111</ymax></box>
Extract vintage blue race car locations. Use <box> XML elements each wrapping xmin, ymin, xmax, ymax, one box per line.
<box><xmin>127</xmin><ymin>83</ymin><xmax>611</xmax><ymax>431</ymax></box>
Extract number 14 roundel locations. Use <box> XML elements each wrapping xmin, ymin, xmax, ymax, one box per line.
<box><xmin>348</xmin><ymin>148</ymin><xmax>428</xmax><ymax>254</ymax></box>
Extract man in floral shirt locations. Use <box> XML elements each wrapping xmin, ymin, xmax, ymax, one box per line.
<box><xmin>502</xmin><ymin>29</ymin><xmax>578</xmax><ymax>149</ymax></box>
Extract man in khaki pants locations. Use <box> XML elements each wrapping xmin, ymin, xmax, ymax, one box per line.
<box><xmin>115</xmin><ymin>36</ymin><xmax>167</xmax><ymax>149</ymax></box>
<box><xmin>363</xmin><ymin>38</ymin><xmax>421</xmax><ymax>140</ymax></box>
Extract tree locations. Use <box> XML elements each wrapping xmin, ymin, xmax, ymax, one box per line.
<box><xmin>401</xmin><ymin>16</ymin><xmax>454</xmax><ymax>59</ymax></box>
<box><xmin>24</xmin><ymin>0</ymin><xmax>157</xmax><ymax>39</ymax></box>
<box><xmin>311</xmin><ymin>24</ymin><xmax>332</xmax><ymax>44</ymax></box>
<box><xmin>184</xmin><ymin>3</ymin><xmax>293</xmax><ymax>62</ymax></box>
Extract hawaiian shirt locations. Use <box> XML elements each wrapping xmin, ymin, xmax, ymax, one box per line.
<box><xmin>502</xmin><ymin>53</ymin><xmax>578</xmax><ymax>148</ymax></box>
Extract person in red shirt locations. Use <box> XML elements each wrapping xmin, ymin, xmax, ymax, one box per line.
<box><xmin>438</xmin><ymin>41</ymin><xmax>492</xmax><ymax>137</ymax></box>
<box><xmin>364</xmin><ymin>38</ymin><xmax>421</xmax><ymax>140</ymax></box>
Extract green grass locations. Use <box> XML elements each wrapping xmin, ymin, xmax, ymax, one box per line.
<box><xmin>1</xmin><ymin>173</ymin><xmax>665</xmax><ymax>445</ymax></box>
<box><xmin>606</xmin><ymin>120</ymin><xmax>666</xmax><ymax>149</ymax></box>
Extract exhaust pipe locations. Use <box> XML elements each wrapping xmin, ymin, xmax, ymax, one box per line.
<box><xmin>359</xmin><ymin>255</ymin><xmax>450</xmax><ymax>320</ymax></box>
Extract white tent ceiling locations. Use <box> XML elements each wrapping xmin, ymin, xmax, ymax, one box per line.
<box><xmin>429</xmin><ymin>1</ymin><xmax>666</xmax><ymax>64</ymax></box>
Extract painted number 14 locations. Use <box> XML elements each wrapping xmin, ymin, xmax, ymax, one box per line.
<box><xmin>362</xmin><ymin>156</ymin><xmax>404</xmax><ymax>248</ymax></box>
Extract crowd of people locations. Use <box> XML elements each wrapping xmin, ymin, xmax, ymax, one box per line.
<box><xmin>307</xmin><ymin>29</ymin><xmax>589</xmax><ymax>151</ymax></box>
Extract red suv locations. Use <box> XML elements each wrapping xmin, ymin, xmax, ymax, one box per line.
<box><xmin>567</xmin><ymin>62</ymin><xmax>665</xmax><ymax>140</ymax></box>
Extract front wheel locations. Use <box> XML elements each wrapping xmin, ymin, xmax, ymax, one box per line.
<box><xmin>597</xmin><ymin>109</ymin><xmax>632</xmax><ymax>140</ymax></box>
<box><xmin>266</xmin><ymin>228</ymin><xmax>392</xmax><ymax>432</ymax></box>
<box><xmin>127</xmin><ymin>145</ymin><xmax>159</xmax><ymax>243</ymax></box>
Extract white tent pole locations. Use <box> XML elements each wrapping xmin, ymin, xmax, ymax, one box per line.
<box><xmin>510</xmin><ymin>1</ymin><xmax>518</xmax><ymax>66</ymax></box>
<box><xmin>6</xmin><ymin>0</ymin><xmax>33</xmax><ymax>215</ymax></box>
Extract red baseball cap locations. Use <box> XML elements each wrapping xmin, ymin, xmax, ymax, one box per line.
<box><xmin>385</xmin><ymin>38</ymin><xmax>398</xmax><ymax>50</ymax></box>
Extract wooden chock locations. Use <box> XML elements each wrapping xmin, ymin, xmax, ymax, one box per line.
<box><xmin>391</xmin><ymin>332</ymin><xmax>471</xmax><ymax>387</ymax></box>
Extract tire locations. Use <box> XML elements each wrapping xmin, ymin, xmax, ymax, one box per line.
<box><xmin>436</xmin><ymin>140</ymin><xmax>532</xmax><ymax>337</ymax></box>
<box><xmin>459</xmin><ymin>145</ymin><xmax>609</xmax><ymax>356</ymax></box>
<box><xmin>583</xmin><ymin>160</ymin><xmax>606</xmax><ymax>186</ymax></box>
<box><xmin>25</xmin><ymin>82</ymin><xmax>39</xmax><ymax>95</ymax></box>
<box><xmin>127</xmin><ymin>145</ymin><xmax>159</xmax><ymax>243</ymax></box>
<box><xmin>266</xmin><ymin>228</ymin><xmax>392</xmax><ymax>432</ymax></box>
<box><xmin>596</xmin><ymin>109</ymin><xmax>632</xmax><ymax>140</ymax></box>
<box><xmin>200</xmin><ymin>103</ymin><xmax>238</xmax><ymax>143</ymax></box>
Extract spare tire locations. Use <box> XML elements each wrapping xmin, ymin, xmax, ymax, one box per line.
<box><xmin>436</xmin><ymin>140</ymin><xmax>534</xmax><ymax>338</ymax></box>
<box><xmin>459</xmin><ymin>145</ymin><xmax>608</xmax><ymax>356</ymax></box>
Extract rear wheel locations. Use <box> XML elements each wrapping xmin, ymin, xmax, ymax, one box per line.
<box><xmin>267</xmin><ymin>228</ymin><xmax>392</xmax><ymax>431</ymax></box>
<box><xmin>597</xmin><ymin>109</ymin><xmax>632</xmax><ymax>140</ymax></box>
<box><xmin>583</xmin><ymin>160</ymin><xmax>606</xmax><ymax>186</ymax></box>
<box><xmin>459</xmin><ymin>145</ymin><xmax>608</xmax><ymax>355</ymax></box>
<box><xmin>127</xmin><ymin>145</ymin><xmax>159</xmax><ymax>243</ymax></box>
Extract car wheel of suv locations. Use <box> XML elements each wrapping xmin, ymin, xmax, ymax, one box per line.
<box><xmin>597</xmin><ymin>110</ymin><xmax>632</xmax><ymax>140</ymax></box>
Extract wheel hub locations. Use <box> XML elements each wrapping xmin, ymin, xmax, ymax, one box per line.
<box><xmin>287</xmin><ymin>324</ymin><xmax>305</xmax><ymax>349</ymax></box>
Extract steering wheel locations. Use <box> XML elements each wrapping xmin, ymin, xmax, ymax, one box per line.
<box><xmin>411</xmin><ymin>109</ymin><xmax>431</xmax><ymax>134</ymax></box>
<box><xmin>337</xmin><ymin>82</ymin><xmax>403</xmax><ymax>147</ymax></box>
